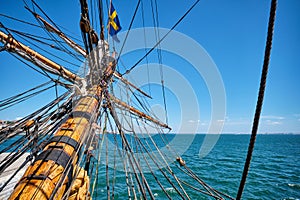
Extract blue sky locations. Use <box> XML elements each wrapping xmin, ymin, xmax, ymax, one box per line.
<box><xmin>0</xmin><ymin>0</ymin><xmax>299</xmax><ymax>133</ymax></box>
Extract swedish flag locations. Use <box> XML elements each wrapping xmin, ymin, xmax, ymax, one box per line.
<box><xmin>108</xmin><ymin>3</ymin><xmax>122</xmax><ymax>38</ymax></box>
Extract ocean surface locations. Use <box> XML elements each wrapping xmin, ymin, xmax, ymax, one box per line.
<box><xmin>180</xmin><ymin>134</ymin><xmax>300</xmax><ymax>200</ymax></box>
<box><xmin>1</xmin><ymin>134</ymin><xmax>299</xmax><ymax>199</ymax></box>
<box><xmin>92</xmin><ymin>134</ymin><xmax>300</xmax><ymax>200</ymax></box>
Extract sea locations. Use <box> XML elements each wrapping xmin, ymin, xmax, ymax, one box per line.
<box><xmin>178</xmin><ymin>134</ymin><xmax>300</xmax><ymax>200</ymax></box>
<box><xmin>93</xmin><ymin>134</ymin><xmax>300</xmax><ymax>200</ymax></box>
<box><xmin>1</xmin><ymin>134</ymin><xmax>299</xmax><ymax>199</ymax></box>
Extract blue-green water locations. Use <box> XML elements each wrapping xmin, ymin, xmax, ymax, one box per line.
<box><xmin>1</xmin><ymin>134</ymin><xmax>299</xmax><ymax>199</ymax></box>
<box><xmin>92</xmin><ymin>134</ymin><xmax>300</xmax><ymax>200</ymax></box>
<box><xmin>184</xmin><ymin>134</ymin><xmax>300</xmax><ymax>200</ymax></box>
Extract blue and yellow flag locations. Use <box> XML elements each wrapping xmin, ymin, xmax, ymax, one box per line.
<box><xmin>108</xmin><ymin>3</ymin><xmax>122</xmax><ymax>39</ymax></box>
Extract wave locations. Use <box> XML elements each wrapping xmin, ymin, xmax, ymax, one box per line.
<box><xmin>288</xmin><ymin>183</ymin><xmax>300</xmax><ymax>189</ymax></box>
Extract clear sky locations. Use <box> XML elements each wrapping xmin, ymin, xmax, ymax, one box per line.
<box><xmin>0</xmin><ymin>0</ymin><xmax>299</xmax><ymax>134</ymax></box>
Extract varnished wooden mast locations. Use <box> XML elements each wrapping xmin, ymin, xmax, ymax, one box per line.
<box><xmin>9</xmin><ymin>86</ymin><xmax>102</xmax><ymax>200</ymax></box>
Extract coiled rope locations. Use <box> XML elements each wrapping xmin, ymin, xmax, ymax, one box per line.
<box><xmin>236</xmin><ymin>0</ymin><xmax>277</xmax><ymax>199</ymax></box>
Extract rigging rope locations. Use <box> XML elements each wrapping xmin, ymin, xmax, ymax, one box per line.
<box><xmin>15</xmin><ymin>32</ymin><xmax>81</xmax><ymax>69</ymax></box>
<box><xmin>105</xmin><ymin>110</ymin><xmax>134</xmax><ymax>199</ymax></box>
<box><xmin>121</xmin><ymin>0</ymin><xmax>201</xmax><ymax>76</ymax></box>
<box><xmin>115</xmin><ymin>0</ymin><xmax>141</xmax><ymax>72</ymax></box>
<box><xmin>0</xmin><ymin>84</ymin><xmax>55</xmax><ymax>111</ymax></box>
<box><xmin>0</xmin><ymin>92</ymin><xmax>70</xmax><ymax>175</ymax></box>
<box><xmin>0</xmin><ymin>80</ymin><xmax>52</xmax><ymax>105</ymax></box>
<box><xmin>97</xmin><ymin>0</ymin><xmax>105</xmax><ymax>40</ymax></box>
<box><xmin>0</xmin><ymin>1</ymin><xmax>252</xmax><ymax>199</ymax></box>
<box><xmin>236</xmin><ymin>0</ymin><xmax>277</xmax><ymax>199</ymax></box>
<box><xmin>0</xmin><ymin>24</ymin><xmax>56</xmax><ymax>81</ymax></box>
<box><xmin>140</xmin><ymin>0</ymin><xmax>151</xmax><ymax>96</ymax></box>
<box><xmin>105</xmin><ymin>132</ymin><xmax>111</xmax><ymax>200</ymax></box>
<box><xmin>1</xmin><ymin>22</ymin><xmax>80</xmax><ymax>84</ymax></box>
<box><xmin>25</xmin><ymin>4</ymin><xmax>84</xmax><ymax>62</ymax></box>
<box><xmin>106</xmin><ymin>96</ymin><xmax>156</xmax><ymax>199</ymax></box>
<box><xmin>0</xmin><ymin>13</ymin><xmax>41</xmax><ymax>28</ymax></box>
<box><xmin>156</xmin><ymin>0</ymin><xmax>168</xmax><ymax>125</ymax></box>
<box><xmin>2</xmin><ymin>26</ymin><xmax>65</xmax><ymax>44</ymax></box>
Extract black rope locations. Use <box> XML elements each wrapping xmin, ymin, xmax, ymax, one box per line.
<box><xmin>105</xmin><ymin>133</ymin><xmax>111</xmax><ymax>200</ymax></box>
<box><xmin>10</xmin><ymin>53</ymin><xmax>55</xmax><ymax>81</ymax></box>
<box><xmin>106</xmin><ymin>97</ymin><xmax>154</xmax><ymax>199</ymax></box>
<box><xmin>31</xmin><ymin>0</ymin><xmax>60</xmax><ymax>31</ymax></box>
<box><xmin>47</xmin><ymin>95</ymin><xmax>101</xmax><ymax>200</ymax></box>
<box><xmin>131</xmin><ymin>126</ymin><xmax>184</xmax><ymax>199</ymax></box>
<box><xmin>150</xmin><ymin>0</ymin><xmax>169</xmax><ymax>125</ymax></box>
<box><xmin>236</xmin><ymin>0</ymin><xmax>277</xmax><ymax>199</ymax></box>
<box><xmin>105</xmin><ymin>110</ymin><xmax>134</xmax><ymax>199</ymax></box>
<box><xmin>132</xmin><ymin>134</ymin><xmax>173</xmax><ymax>199</ymax></box>
<box><xmin>0</xmin><ymin>155</ymin><xmax>33</xmax><ymax>193</ymax></box>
